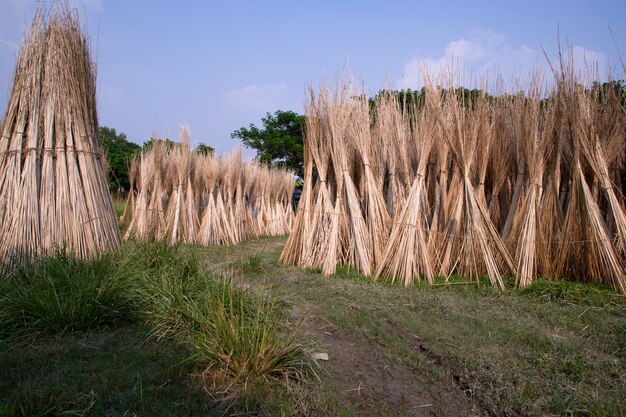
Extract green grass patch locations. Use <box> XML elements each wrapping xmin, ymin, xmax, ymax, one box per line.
<box><xmin>0</xmin><ymin>252</ymin><xmax>135</xmax><ymax>340</ymax></box>
<box><xmin>0</xmin><ymin>240</ymin><xmax>315</xmax><ymax>415</ymax></box>
<box><xmin>3</xmin><ymin>236</ymin><xmax>623</xmax><ymax>416</ymax></box>
<box><xmin>0</xmin><ymin>326</ymin><xmax>211</xmax><ymax>416</ymax></box>
<box><xmin>236</xmin><ymin>252</ymin><xmax>276</xmax><ymax>274</ymax></box>
<box><xmin>223</xmin><ymin>237</ymin><xmax>626</xmax><ymax>417</ymax></box>
<box><xmin>518</xmin><ymin>278</ymin><xmax>623</xmax><ymax>306</ymax></box>
<box><xmin>112</xmin><ymin>196</ymin><xmax>126</xmax><ymax>219</ymax></box>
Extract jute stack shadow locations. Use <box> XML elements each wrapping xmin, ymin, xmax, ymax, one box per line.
<box><xmin>123</xmin><ymin>127</ymin><xmax>295</xmax><ymax>245</ymax></box>
<box><xmin>281</xmin><ymin>63</ymin><xmax>626</xmax><ymax>293</ymax></box>
<box><xmin>0</xmin><ymin>4</ymin><xmax>121</xmax><ymax>264</ymax></box>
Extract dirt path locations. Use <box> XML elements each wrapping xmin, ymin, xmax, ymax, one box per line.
<box><xmin>197</xmin><ymin>237</ymin><xmax>489</xmax><ymax>416</ymax></box>
<box><xmin>192</xmin><ymin>236</ymin><xmax>626</xmax><ymax>416</ymax></box>
<box><xmin>289</xmin><ymin>301</ymin><xmax>487</xmax><ymax>417</ymax></box>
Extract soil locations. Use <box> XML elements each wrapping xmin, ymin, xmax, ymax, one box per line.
<box><xmin>207</xmin><ymin>237</ymin><xmax>492</xmax><ymax>416</ymax></box>
<box><xmin>290</xmin><ymin>302</ymin><xmax>489</xmax><ymax>417</ymax></box>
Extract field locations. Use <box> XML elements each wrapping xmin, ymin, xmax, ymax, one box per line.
<box><xmin>1</xmin><ymin>236</ymin><xmax>624</xmax><ymax>417</ymax></box>
<box><xmin>1</xmin><ymin>4</ymin><xmax>625</xmax><ymax>417</ymax></box>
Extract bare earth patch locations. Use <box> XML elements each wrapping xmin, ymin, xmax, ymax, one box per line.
<box><xmin>290</xmin><ymin>301</ymin><xmax>486</xmax><ymax>417</ymax></box>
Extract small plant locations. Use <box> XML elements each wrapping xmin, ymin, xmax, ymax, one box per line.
<box><xmin>237</xmin><ymin>253</ymin><xmax>269</xmax><ymax>273</ymax></box>
<box><xmin>235</xmin><ymin>246</ymin><xmax>277</xmax><ymax>274</ymax></box>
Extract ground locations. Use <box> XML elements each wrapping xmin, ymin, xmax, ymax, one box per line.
<box><xmin>1</xmin><ymin>235</ymin><xmax>624</xmax><ymax>416</ymax></box>
<box><xmin>192</xmin><ymin>236</ymin><xmax>626</xmax><ymax>416</ymax></box>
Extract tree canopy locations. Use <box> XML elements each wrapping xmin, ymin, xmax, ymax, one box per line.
<box><xmin>99</xmin><ymin>126</ymin><xmax>140</xmax><ymax>193</ymax></box>
<box><xmin>141</xmin><ymin>137</ymin><xmax>180</xmax><ymax>151</ymax></box>
<box><xmin>142</xmin><ymin>138</ymin><xmax>215</xmax><ymax>155</ymax></box>
<box><xmin>99</xmin><ymin>128</ymin><xmax>217</xmax><ymax>193</ymax></box>
<box><xmin>196</xmin><ymin>143</ymin><xmax>215</xmax><ymax>155</ymax></box>
<box><xmin>231</xmin><ymin>110</ymin><xmax>305</xmax><ymax>178</ymax></box>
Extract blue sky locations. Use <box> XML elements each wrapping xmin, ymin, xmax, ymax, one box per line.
<box><xmin>1</xmin><ymin>0</ymin><xmax>624</xmax><ymax>152</ymax></box>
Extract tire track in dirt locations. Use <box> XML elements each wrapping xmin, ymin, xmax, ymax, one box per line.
<box><xmin>382</xmin><ymin>319</ymin><xmax>499</xmax><ymax>417</ymax></box>
<box><xmin>290</xmin><ymin>303</ymin><xmax>488</xmax><ymax>417</ymax></box>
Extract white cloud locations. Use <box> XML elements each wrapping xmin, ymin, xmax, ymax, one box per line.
<box><xmin>399</xmin><ymin>31</ymin><xmax>611</xmax><ymax>90</ymax></box>
<box><xmin>570</xmin><ymin>45</ymin><xmax>609</xmax><ymax>80</ymax></box>
<box><xmin>399</xmin><ymin>31</ymin><xmax>537</xmax><ymax>89</ymax></box>
<box><xmin>444</xmin><ymin>31</ymin><xmax>505</xmax><ymax>61</ymax></box>
<box><xmin>0</xmin><ymin>39</ymin><xmax>19</xmax><ymax>52</ymax></box>
<box><xmin>222</xmin><ymin>82</ymin><xmax>290</xmax><ymax>111</ymax></box>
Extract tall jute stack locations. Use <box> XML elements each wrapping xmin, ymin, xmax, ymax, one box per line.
<box><xmin>281</xmin><ymin>64</ymin><xmax>626</xmax><ymax>293</ymax></box>
<box><xmin>0</xmin><ymin>4</ymin><xmax>120</xmax><ymax>264</ymax></box>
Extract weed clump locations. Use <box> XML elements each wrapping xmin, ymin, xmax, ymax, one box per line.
<box><xmin>126</xmin><ymin>242</ymin><xmax>313</xmax><ymax>403</ymax></box>
<box><xmin>0</xmin><ymin>241</ymin><xmax>314</xmax><ymax>413</ymax></box>
<box><xmin>0</xmin><ymin>252</ymin><xmax>135</xmax><ymax>340</ymax></box>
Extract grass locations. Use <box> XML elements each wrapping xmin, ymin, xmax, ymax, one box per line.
<box><xmin>236</xmin><ymin>252</ymin><xmax>275</xmax><ymax>273</ymax></box>
<box><xmin>112</xmin><ymin>195</ymin><xmax>126</xmax><ymax>219</ymax></box>
<box><xmin>518</xmin><ymin>278</ymin><xmax>623</xmax><ymax>306</ymax></box>
<box><xmin>186</xmin><ymin>287</ymin><xmax>312</xmax><ymax>383</ymax></box>
<box><xmin>2</xmin><ymin>235</ymin><xmax>624</xmax><ymax>416</ymax></box>
<box><xmin>210</xmin><ymin>237</ymin><xmax>626</xmax><ymax>417</ymax></box>
<box><xmin>0</xmin><ymin>240</ymin><xmax>316</xmax><ymax>416</ymax></box>
<box><xmin>0</xmin><ymin>326</ymin><xmax>208</xmax><ymax>416</ymax></box>
<box><xmin>111</xmin><ymin>194</ymin><xmax>129</xmax><ymax>233</ymax></box>
<box><xmin>0</xmin><ymin>251</ymin><xmax>135</xmax><ymax>340</ymax></box>
<box><xmin>125</xmin><ymin>242</ymin><xmax>314</xmax><ymax>407</ymax></box>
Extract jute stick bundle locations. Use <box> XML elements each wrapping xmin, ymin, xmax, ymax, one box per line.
<box><xmin>281</xmin><ymin>66</ymin><xmax>625</xmax><ymax>293</ymax></box>
<box><xmin>125</xmin><ymin>128</ymin><xmax>295</xmax><ymax>245</ymax></box>
<box><xmin>0</xmin><ymin>4</ymin><xmax>120</xmax><ymax>264</ymax></box>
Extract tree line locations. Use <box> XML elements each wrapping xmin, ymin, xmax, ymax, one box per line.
<box><xmin>99</xmin><ymin>127</ymin><xmax>214</xmax><ymax>193</ymax></box>
<box><xmin>100</xmin><ymin>80</ymin><xmax>625</xmax><ymax>193</ymax></box>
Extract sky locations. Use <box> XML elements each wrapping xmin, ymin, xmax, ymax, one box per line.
<box><xmin>0</xmin><ymin>0</ymin><xmax>625</xmax><ymax>153</ymax></box>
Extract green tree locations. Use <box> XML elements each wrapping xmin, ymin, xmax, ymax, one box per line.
<box><xmin>141</xmin><ymin>137</ymin><xmax>180</xmax><ymax>151</ymax></box>
<box><xmin>592</xmin><ymin>79</ymin><xmax>626</xmax><ymax>107</ymax></box>
<box><xmin>99</xmin><ymin>126</ymin><xmax>140</xmax><ymax>193</ymax></box>
<box><xmin>231</xmin><ymin>110</ymin><xmax>305</xmax><ymax>178</ymax></box>
<box><xmin>142</xmin><ymin>138</ymin><xmax>214</xmax><ymax>155</ymax></box>
<box><xmin>196</xmin><ymin>143</ymin><xmax>215</xmax><ymax>155</ymax></box>
<box><xmin>370</xmin><ymin>88</ymin><xmax>427</xmax><ymax>111</ymax></box>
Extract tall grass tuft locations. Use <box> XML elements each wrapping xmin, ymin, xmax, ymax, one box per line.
<box><xmin>0</xmin><ymin>252</ymin><xmax>135</xmax><ymax>340</ymax></box>
<box><xmin>187</xmin><ymin>285</ymin><xmax>312</xmax><ymax>393</ymax></box>
<box><xmin>124</xmin><ymin>242</ymin><xmax>315</xmax><ymax>400</ymax></box>
<box><xmin>126</xmin><ymin>241</ymin><xmax>235</xmax><ymax>340</ymax></box>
